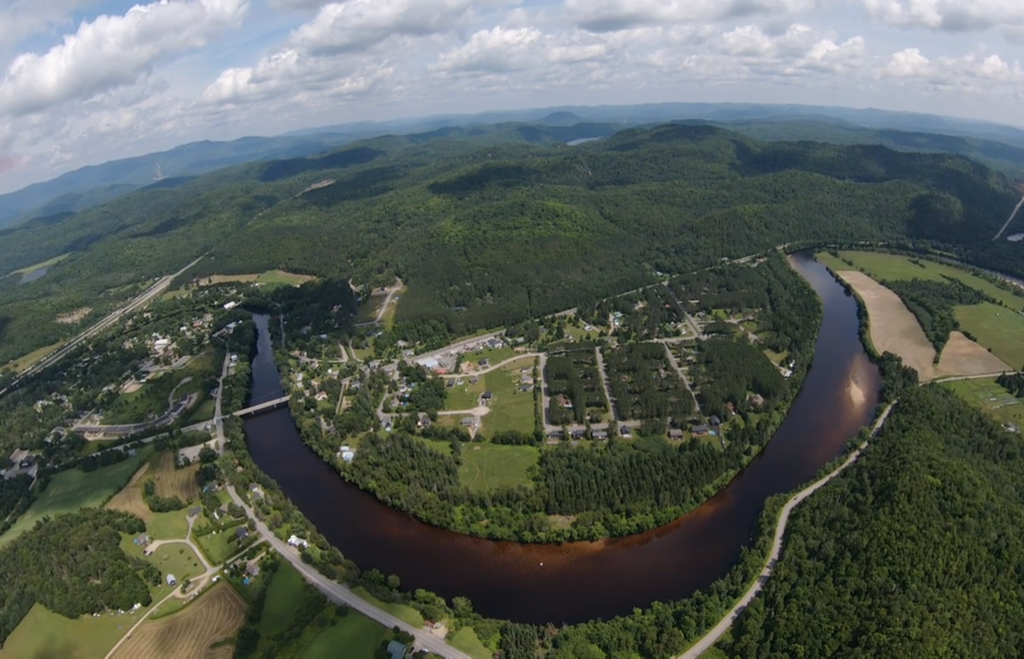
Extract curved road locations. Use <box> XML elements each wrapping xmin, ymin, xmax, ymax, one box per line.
<box><xmin>678</xmin><ymin>402</ymin><xmax>895</xmax><ymax>659</ymax></box>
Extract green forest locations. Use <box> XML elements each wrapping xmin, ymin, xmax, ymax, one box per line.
<box><xmin>2</xmin><ymin>122</ymin><xmax>1021</xmax><ymax>365</ymax></box>
<box><xmin>721</xmin><ymin>385</ymin><xmax>1024</xmax><ymax>657</ymax></box>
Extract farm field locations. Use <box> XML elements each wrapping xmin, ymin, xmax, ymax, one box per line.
<box><xmin>934</xmin><ymin>331</ymin><xmax>1014</xmax><ymax>378</ymax></box>
<box><xmin>459</xmin><ymin>443</ymin><xmax>539</xmax><ymax>492</ymax></box>
<box><xmin>480</xmin><ymin>357</ymin><xmax>537</xmax><ymax>435</ymax></box>
<box><xmin>303</xmin><ymin>611</ymin><xmax>389</xmax><ymax>659</ymax></box>
<box><xmin>955</xmin><ymin>303</ymin><xmax>1024</xmax><ymax>370</ymax></box>
<box><xmin>0</xmin><ymin>603</ymin><xmax>130</xmax><ymax>659</ymax></box>
<box><xmin>151</xmin><ymin>452</ymin><xmax>201</xmax><ymax>502</ymax></box>
<box><xmin>834</xmin><ymin>270</ymin><xmax>937</xmax><ymax>379</ymax></box>
<box><xmin>106</xmin><ymin>452</ymin><xmax>200</xmax><ymax>529</ymax></box>
<box><xmin>944</xmin><ymin>378</ymin><xmax>1024</xmax><ymax>427</ymax></box>
<box><xmin>818</xmin><ymin>250</ymin><xmax>1024</xmax><ymax>310</ymax></box>
<box><xmin>202</xmin><ymin>270</ymin><xmax>314</xmax><ymax>289</ymax></box>
<box><xmin>110</xmin><ymin>583</ymin><xmax>246</xmax><ymax>659</ymax></box>
<box><xmin>106</xmin><ymin>462</ymin><xmax>154</xmax><ymax>521</ymax></box>
<box><xmin>0</xmin><ymin>451</ymin><xmax>148</xmax><ymax>549</ymax></box>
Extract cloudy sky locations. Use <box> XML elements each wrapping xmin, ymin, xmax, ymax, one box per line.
<box><xmin>0</xmin><ymin>0</ymin><xmax>1022</xmax><ymax>193</ymax></box>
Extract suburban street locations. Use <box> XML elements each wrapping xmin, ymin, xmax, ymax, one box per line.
<box><xmin>677</xmin><ymin>403</ymin><xmax>896</xmax><ymax>659</ymax></box>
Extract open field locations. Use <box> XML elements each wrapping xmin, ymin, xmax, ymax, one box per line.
<box><xmin>446</xmin><ymin>376</ymin><xmax>487</xmax><ymax>411</ymax></box>
<box><xmin>819</xmin><ymin>250</ymin><xmax>1024</xmax><ymax>310</ymax></box>
<box><xmin>459</xmin><ymin>443</ymin><xmax>538</xmax><ymax>492</ymax></box>
<box><xmin>303</xmin><ymin>611</ymin><xmax>389</xmax><ymax>659</ymax></box>
<box><xmin>944</xmin><ymin>378</ymin><xmax>1024</xmax><ymax>427</ymax></box>
<box><xmin>56</xmin><ymin>307</ymin><xmax>93</xmax><ymax>324</ymax></box>
<box><xmin>147</xmin><ymin>543</ymin><xmax>205</xmax><ymax>581</ymax></box>
<box><xmin>110</xmin><ymin>584</ymin><xmax>246</xmax><ymax>659</ymax></box>
<box><xmin>450</xmin><ymin>627</ymin><xmax>494</xmax><ymax>659</ymax></box>
<box><xmin>0</xmin><ymin>451</ymin><xmax>148</xmax><ymax>549</ymax></box>
<box><xmin>351</xmin><ymin>586</ymin><xmax>423</xmax><ymax>627</ymax></box>
<box><xmin>480</xmin><ymin>357</ymin><xmax>537</xmax><ymax>435</ymax></box>
<box><xmin>935</xmin><ymin>331</ymin><xmax>1013</xmax><ymax>378</ymax></box>
<box><xmin>194</xmin><ymin>527</ymin><xmax>244</xmax><ymax>565</ymax></box>
<box><xmin>0</xmin><ymin>603</ymin><xmax>130</xmax><ymax>659</ymax></box>
<box><xmin>6</xmin><ymin>341</ymin><xmax>64</xmax><ymax>373</ymax></box>
<box><xmin>187</xmin><ymin>399</ymin><xmax>217</xmax><ymax>424</ymax></box>
<box><xmin>152</xmin><ymin>453</ymin><xmax>200</xmax><ymax>502</ymax></box>
<box><xmin>261</xmin><ymin>562</ymin><xmax>304</xmax><ymax>636</ymax></box>
<box><xmin>955</xmin><ymin>303</ymin><xmax>1024</xmax><ymax>369</ymax></box>
<box><xmin>202</xmin><ymin>270</ymin><xmax>313</xmax><ymax>289</ymax></box>
<box><xmin>106</xmin><ymin>463</ymin><xmax>154</xmax><ymax>521</ymax></box>
<box><xmin>835</xmin><ymin>270</ymin><xmax>937</xmax><ymax>380</ymax></box>
<box><xmin>10</xmin><ymin>252</ymin><xmax>71</xmax><ymax>276</ymax></box>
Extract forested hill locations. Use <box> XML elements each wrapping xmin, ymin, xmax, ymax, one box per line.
<box><xmin>722</xmin><ymin>385</ymin><xmax>1024</xmax><ymax>657</ymax></box>
<box><xmin>1</xmin><ymin>122</ymin><xmax>1021</xmax><ymax>363</ymax></box>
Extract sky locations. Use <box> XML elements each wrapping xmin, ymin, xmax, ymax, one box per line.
<box><xmin>1</xmin><ymin>0</ymin><xmax>1023</xmax><ymax>194</ymax></box>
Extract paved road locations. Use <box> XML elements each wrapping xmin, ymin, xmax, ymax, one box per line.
<box><xmin>13</xmin><ymin>255</ymin><xmax>205</xmax><ymax>388</ymax></box>
<box><xmin>678</xmin><ymin>403</ymin><xmax>896</xmax><ymax>659</ymax></box>
<box><xmin>994</xmin><ymin>194</ymin><xmax>1024</xmax><ymax>241</ymax></box>
<box><xmin>439</xmin><ymin>353</ymin><xmax>540</xmax><ymax>378</ymax></box>
<box><xmin>663</xmin><ymin>343</ymin><xmax>701</xmax><ymax>415</ymax></box>
<box><xmin>226</xmin><ymin>485</ymin><xmax>470</xmax><ymax>659</ymax></box>
<box><xmin>594</xmin><ymin>346</ymin><xmax>617</xmax><ymax>421</ymax></box>
<box><xmin>415</xmin><ymin>331</ymin><xmax>505</xmax><ymax>364</ymax></box>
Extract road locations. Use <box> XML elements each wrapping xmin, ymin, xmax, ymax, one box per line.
<box><xmin>677</xmin><ymin>402</ymin><xmax>896</xmax><ymax>659</ymax></box>
<box><xmin>594</xmin><ymin>346</ymin><xmax>617</xmax><ymax>421</ymax></box>
<box><xmin>12</xmin><ymin>255</ymin><xmax>205</xmax><ymax>388</ymax></box>
<box><xmin>663</xmin><ymin>282</ymin><xmax>705</xmax><ymax>340</ymax></box>
<box><xmin>226</xmin><ymin>484</ymin><xmax>471</xmax><ymax>659</ymax></box>
<box><xmin>663</xmin><ymin>343</ymin><xmax>701</xmax><ymax>415</ymax></box>
<box><xmin>931</xmin><ymin>370</ymin><xmax>1016</xmax><ymax>384</ymax></box>
<box><xmin>993</xmin><ymin>194</ymin><xmax>1024</xmax><ymax>241</ymax></box>
<box><xmin>439</xmin><ymin>353</ymin><xmax>540</xmax><ymax>378</ymax></box>
<box><xmin>414</xmin><ymin>331</ymin><xmax>505</xmax><ymax>364</ymax></box>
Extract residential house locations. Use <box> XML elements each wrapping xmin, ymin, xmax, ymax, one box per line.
<box><xmin>691</xmin><ymin>424</ymin><xmax>710</xmax><ymax>436</ymax></box>
<box><xmin>245</xmin><ymin>563</ymin><xmax>261</xmax><ymax>578</ymax></box>
<box><xmin>619</xmin><ymin>426</ymin><xmax>632</xmax><ymax>438</ymax></box>
<box><xmin>461</xmin><ymin>417</ymin><xmax>477</xmax><ymax>427</ymax></box>
<box><xmin>386</xmin><ymin>641</ymin><xmax>410</xmax><ymax>659</ymax></box>
<box><xmin>668</xmin><ymin>429</ymin><xmax>685</xmax><ymax>440</ymax></box>
<box><xmin>592</xmin><ymin>430</ymin><xmax>609</xmax><ymax>440</ymax></box>
<box><xmin>188</xmin><ymin>507</ymin><xmax>202</xmax><ymax>518</ymax></box>
<box><xmin>479</xmin><ymin>358</ymin><xmax>490</xmax><ymax>368</ymax></box>
<box><xmin>236</xmin><ymin>527</ymin><xmax>250</xmax><ymax>541</ymax></box>
<box><xmin>480</xmin><ymin>391</ymin><xmax>493</xmax><ymax>402</ymax></box>
<box><xmin>287</xmin><ymin>535</ymin><xmax>310</xmax><ymax>549</ymax></box>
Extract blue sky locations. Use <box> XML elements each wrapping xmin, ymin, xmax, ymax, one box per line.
<box><xmin>1</xmin><ymin>0</ymin><xmax>1023</xmax><ymax>193</ymax></box>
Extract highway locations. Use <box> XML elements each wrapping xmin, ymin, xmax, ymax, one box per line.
<box><xmin>9</xmin><ymin>255</ymin><xmax>205</xmax><ymax>390</ymax></box>
<box><xmin>993</xmin><ymin>193</ymin><xmax>1024</xmax><ymax>241</ymax></box>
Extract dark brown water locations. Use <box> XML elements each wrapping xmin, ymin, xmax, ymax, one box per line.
<box><xmin>244</xmin><ymin>253</ymin><xmax>880</xmax><ymax>624</ymax></box>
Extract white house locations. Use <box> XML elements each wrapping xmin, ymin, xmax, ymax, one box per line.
<box><xmin>223</xmin><ymin>301</ymin><xmax>239</xmax><ymax>311</ymax></box>
<box><xmin>287</xmin><ymin>535</ymin><xmax>309</xmax><ymax>549</ymax></box>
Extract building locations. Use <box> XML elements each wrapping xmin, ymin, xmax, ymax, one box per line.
<box><xmin>245</xmin><ymin>563</ymin><xmax>261</xmax><ymax>578</ymax></box>
<box><xmin>223</xmin><ymin>301</ymin><xmax>239</xmax><ymax>311</ymax></box>
<box><xmin>287</xmin><ymin>535</ymin><xmax>309</xmax><ymax>549</ymax></box>
<box><xmin>748</xmin><ymin>393</ymin><xmax>765</xmax><ymax>408</ymax></box>
<box><xmin>461</xmin><ymin>417</ymin><xmax>477</xmax><ymax>427</ymax></box>
<box><xmin>710</xmin><ymin>415</ymin><xmax>722</xmax><ymax>427</ymax></box>
<box><xmin>188</xmin><ymin>507</ymin><xmax>202</xmax><ymax>518</ymax></box>
<box><xmin>236</xmin><ymin>527</ymin><xmax>250</xmax><ymax>541</ymax></box>
<box><xmin>668</xmin><ymin>429</ymin><xmax>685</xmax><ymax>440</ymax></box>
<box><xmin>691</xmin><ymin>424</ymin><xmax>710</xmax><ymax>436</ymax></box>
<box><xmin>341</xmin><ymin>451</ymin><xmax>355</xmax><ymax>463</ymax></box>
<box><xmin>166</xmin><ymin>574</ymin><xmax>177</xmax><ymax>586</ymax></box>
<box><xmin>619</xmin><ymin>426</ymin><xmax>632</xmax><ymax>438</ymax></box>
<box><xmin>416</xmin><ymin>357</ymin><xmax>440</xmax><ymax>370</ymax></box>
<box><xmin>481</xmin><ymin>391</ymin><xmax>493</xmax><ymax>401</ymax></box>
<box><xmin>479</xmin><ymin>358</ymin><xmax>490</xmax><ymax>368</ymax></box>
<box><xmin>386</xmin><ymin>641</ymin><xmax>410</xmax><ymax>659</ymax></box>
<box><xmin>593</xmin><ymin>430</ymin><xmax>609</xmax><ymax>440</ymax></box>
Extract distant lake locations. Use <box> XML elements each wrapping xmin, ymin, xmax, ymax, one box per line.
<box><xmin>1008</xmin><ymin>233</ymin><xmax>1024</xmax><ymax>242</ymax></box>
<box><xmin>566</xmin><ymin>137</ymin><xmax>602</xmax><ymax>146</ymax></box>
<box><xmin>20</xmin><ymin>267</ymin><xmax>48</xmax><ymax>284</ymax></box>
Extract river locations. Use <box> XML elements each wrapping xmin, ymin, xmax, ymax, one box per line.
<box><xmin>243</xmin><ymin>253</ymin><xmax>880</xmax><ymax>625</ymax></box>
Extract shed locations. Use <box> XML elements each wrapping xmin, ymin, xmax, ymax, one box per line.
<box><xmin>166</xmin><ymin>574</ymin><xmax>177</xmax><ymax>586</ymax></box>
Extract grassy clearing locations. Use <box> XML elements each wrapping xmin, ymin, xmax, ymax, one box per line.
<box><xmin>147</xmin><ymin>510</ymin><xmax>191</xmax><ymax>540</ymax></box>
<box><xmin>381</xmin><ymin>286</ymin><xmax>406</xmax><ymax>330</ymax></box>
<box><xmin>10</xmin><ymin>253</ymin><xmax>71</xmax><ymax>276</ymax></box>
<box><xmin>480</xmin><ymin>357</ymin><xmax>537</xmax><ymax>435</ymax></box>
<box><xmin>110</xmin><ymin>584</ymin><xmax>246</xmax><ymax>659</ymax></box>
<box><xmin>261</xmin><ymin>562</ymin><xmax>304</xmax><ymax>636</ymax></box>
<box><xmin>955</xmin><ymin>303</ymin><xmax>1024</xmax><ymax>369</ymax></box>
<box><xmin>459</xmin><ymin>443</ymin><xmax>538</xmax><ymax>492</ymax></box>
<box><xmin>203</xmin><ymin>270</ymin><xmax>313</xmax><ymax>290</ymax></box>
<box><xmin>0</xmin><ymin>603</ymin><xmax>129</xmax><ymax>659</ymax></box>
<box><xmin>446</xmin><ymin>376</ymin><xmax>487</xmax><ymax>411</ymax></box>
<box><xmin>151</xmin><ymin>452</ymin><xmax>201</xmax><ymax>502</ymax></box>
<box><xmin>195</xmin><ymin>528</ymin><xmax>242</xmax><ymax>565</ymax></box>
<box><xmin>450</xmin><ymin>627</ymin><xmax>493</xmax><ymax>659</ymax></box>
<box><xmin>6</xmin><ymin>341</ymin><xmax>64</xmax><ymax>373</ymax></box>
<box><xmin>0</xmin><ymin>451</ymin><xmax>148</xmax><ymax>549</ymax></box>
<box><xmin>303</xmin><ymin>611</ymin><xmax>388</xmax><ymax>659</ymax></box>
<box><xmin>822</xmin><ymin>250</ymin><xmax>1024</xmax><ymax>310</ymax></box>
<box><xmin>147</xmin><ymin>542</ymin><xmax>205</xmax><ymax>581</ymax></box>
<box><xmin>945</xmin><ymin>378</ymin><xmax>1024</xmax><ymax>427</ymax></box>
<box><xmin>351</xmin><ymin>587</ymin><xmax>424</xmax><ymax>627</ymax></box>
<box><xmin>188</xmin><ymin>399</ymin><xmax>217</xmax><ymax>423</ymax></box>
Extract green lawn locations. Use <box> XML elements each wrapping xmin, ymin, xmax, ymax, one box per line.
<box><xmin>944</xmin><ymin>378</ymin><xmax>1024</xmax><ymax>427</ymax></box>
<box><xmin>0</xmin><ymin>603</ymin><xmax>127</xmax><ymax>659</ymax></box>
<box><xmin>303</xmin><ymin>611</ymin><xmax>388</xmax><ymax>659</ymax></box>
<box><xmin>819</xmin><ymin>250</ymin><xmax>1024</xmax><ymax>310</ymax></box>
<box><xmin>450</xmin><ymin>627</ymin><xmax>493</xmax><ymax>659</ymax></box>
<box><xmin>459</xmin><ymin>443</ymin><xmax>539</xmax><ymax>492</ymax></box>
<box><xmin>351</xmin><ymin>587</ymin><xmax>423</xmax><ymax>627</ymax></box>
<box><xmin>262</xmin><ymin>562</ymin><xmax>305</xmax><ymax>636</ymax></box>
<box><xmin>256</xmin><ymin>270</ymin><xmax>315</xmax><ymax>289</ymax></box>
<box><xmin>146</xmin><ymin>542</ymin><xmax>205</xmax><ymax>582</ymax></box>
<box><xmin>147</xmin><ymin>510</ymin><xmax>190</xmax><ymax>540</ymax></box>
<box><xmin>195</xmin><ymin>527</ymin><xmax>244</xmax><ymax>565</ymax></box>
<box><xmin>467</xmin><ymin>346</ymin><xmax>520</xmax><ymax>367</ymax></box>
<box><xmin>0</xmin><ymin>452</ymin><xmax>148</xmax><ymax>549</ymax></box>
<box><xmin>480</xmin><ymin>358</ymin><xmax>537</xmax><ymax>435</ymax></box>
<box><xmin>955</xmin><ymin>303</ymin><xmax>1024</xmax><ymax>369</ymax></box>
<box><xmin>446</xmin><ymin>377</ymin><xmax>487</xmax><ymax>411</ymax></box>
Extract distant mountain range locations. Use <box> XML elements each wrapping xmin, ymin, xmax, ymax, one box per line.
<box><xmin>3</xmin><ymin>102</ymin><xmax>1024</xmax><ymax>230</ymax></box>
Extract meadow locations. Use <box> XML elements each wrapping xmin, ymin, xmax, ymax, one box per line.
<box><xmin>0</xmin><ymin>451</ymin><xmax>148</xmax><ymax>549</ymax></box>
<box><xmin>459</xmin><ymin>443</ymin><xmax>539</xmax><ymax>492</ymax></box>
<box><xmin>944</xmin><ymin>378</ymin><xmax>1024</xmax><ymax>427</ymax></box>
<box><xmin>479</xmin><ymin>357</ymin><xmax>537</xmax><ymax>435</ymax></box>
<box><xmin>0</xmin><ymin>603</ymin><xmax>130</xmax><ymax>659</ymax></box>
<box><xmin>954</xmin><ymin>303</ymin><xmax>1024</xmax><ymax>370</ymax></box>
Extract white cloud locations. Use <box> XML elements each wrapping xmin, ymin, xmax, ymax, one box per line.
<box><xmin>567</xmin><ymin>0</ymin><xmax>820</xmax><ymax>32</ymax></box>
<box><xmin>0</xmin><ymin>0</ymin><xmax>94</xmax><ymax>54</ymax></box>
<box><xmin>862</xmin><ymin>0</ymin><xmax>1024</xmax><ymax>39</ymax></box>
<box><xmin>0</xmin><ymin>0</ymin><xmax>247</xmax><ymax>118</ymax></box>
<box><xmin>881</xmin><ymin>48</ymin><xmax>1024</xmax><ymax>95</ymax></box>
<box><xmin>290</xmin><ymin>0</ymin><xmax>477</xmax><ymax>55</ymax></box>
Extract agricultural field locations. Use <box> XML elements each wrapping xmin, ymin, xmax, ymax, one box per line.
<box><xmin>934</xmin><ymin>331</ymin><xmax>1014</xmax><ymax>378</ymax></box>
<box><xmin>944</xmin><ymin>378</ymin><xmax>1024</xmax><ymax>428</ymax></box>
<box><xmin>459</xmin><ymin>443</ymin><xmax>539</xmax><ymax>492</ymax></box>
<box><xmin>151</xmin><ymin>452</ymin><xmax>201</xmax><ymax>502</ymax></box>
<box><xmin>106</xmin><ymin>452</ymin><xmax>200</xmax><ymax>528</ymax></box>
<box><xmin>0</xmin><ymin>603</ymin><xmax>131</xmax><ymax>659</ymax></box>
<box><xmin>817</xmin><ymin>250</ymin><xmax>1024</xmax><ymax>310</ymax></box>
<box><xmin>106</xmin><ymin>462</ymin><xmax>154</xmax><ymax>521</ymax></box>
<box><xmin>544</xmin><ymin>343</ymin><xmax>610</xmax><ymax>425</ymax></box>
<box><xmin>954</xmin><ymin>303</ymin><xmax>1024</xmax><ymax>370</ymax></box>
<box><xmin>0</xmin><ymin>451</ymin><xmax>148</xmax><ymax>549</ymax></box>
<box><xmin>260</xmin><ymin>561</ymin><xmax>305</xmax><ymax>636</ymax></box>
<box><xmin>480</xmin><ymin>357</ymin><xmax>537</xmax><ymax>435</ymax></box>
<box><xmin>110</xmin><ymin>583</ymin><xmax>246</xmax><ymax>659</ymax></box>
<box><xmin>603</xmin><ymin>342</ymin><xmax>692</xmax><ymax>421</ymax></box>
<box><xmin>200</xmin><ymin>270</ymin><xmax>314</xmax><ymax>290</ymax></box>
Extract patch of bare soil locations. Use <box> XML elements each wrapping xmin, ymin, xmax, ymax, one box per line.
<box><xmin>56</xmin><ymin>307</ymin><xmax>92</xmax><ymax>324</ymax></box>
<box><xmin>935</xmin><ymin>331</ymin><xmax>1014</xmax><ymax>378</ymax></box>
<box><xmin>837</xmin><ymin>270</ymin><xmax>937</xmax><ymax>381</ymax></box>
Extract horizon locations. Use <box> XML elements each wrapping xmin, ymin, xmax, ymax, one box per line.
<box><xmin>2</xmin><ymin>0</ymin><xmax>1023</xmax><ymax>194</ymax></box>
